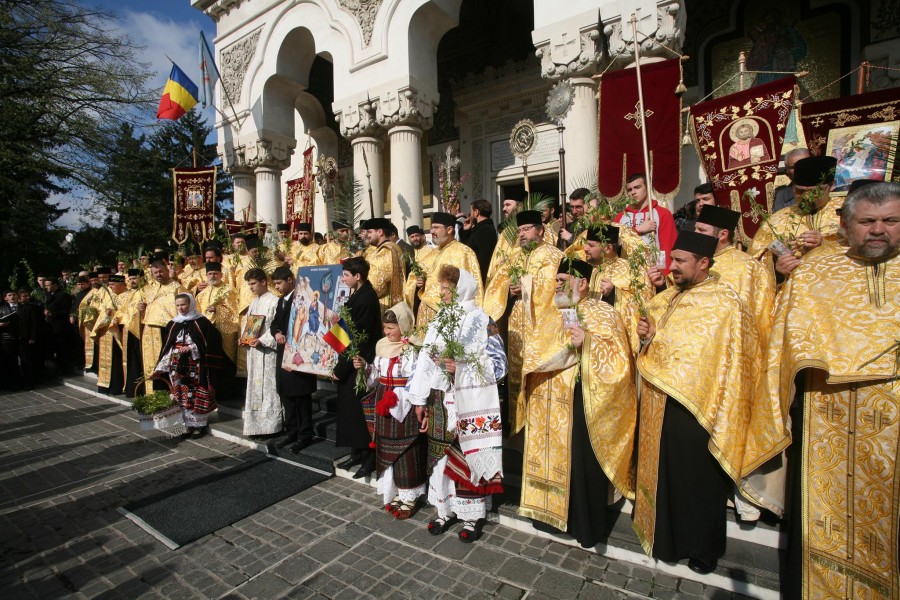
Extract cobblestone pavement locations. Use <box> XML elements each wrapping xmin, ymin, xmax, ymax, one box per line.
<box><xmin>0</xmin><ymin>384</ymin><xmax>744</xmax><ymax>600</ymax></box>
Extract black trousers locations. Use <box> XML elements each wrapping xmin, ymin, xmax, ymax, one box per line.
<box><xmin>283</xmin><ymin>393</ymin><xmax>313</xmax><ymax>442</ymax></box>
<box><xmin>18</xmin><ymin>341</ymin><xmax>38</xmax><ymax>390</ymax></box>
<box><xmin>0</xmin><ymin>337</ymin><xmax>20</xmax><ymax>390</ymax></box>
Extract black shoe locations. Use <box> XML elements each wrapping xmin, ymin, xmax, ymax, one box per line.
<box><xmin>337</xmin><ymin>453</ymin><xmax>362</xmax><ymax>470</ymax></box>
<box><xmin>290</xmin><ymin>438</ymin><xmax>313</xmax><ymax>454</ymax></box>
<box><xmin>192</xmin><ymin>427</ymin><xmax>208</xmax><ymax>439</ymax></box>
<box><xmin>687</xmin><ymin>558</ymin><xmax>717</xmax><ymax>574</ymax></box>
<box><xmin>275</xmin><ymin>436</ymin><xmax>296</xmax><ymax>449</ymax></box>
<box><xmin>353</xmin><ymin>452</ymin><xmax>375</xmax><ymax>479</ymax></box>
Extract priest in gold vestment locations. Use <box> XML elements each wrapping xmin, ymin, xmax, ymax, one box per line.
<box><xmin>317</xmin><ymin>221</ymin><xmax>353</xmax><ymax>265</ymax></box>
<box><xmin>403</xmin><ymin>212</ymin><xmax>482</xmax><ymax>327</ymax></box>
<box><xmin>77</xmin><ymin>272</ymin><xmax>104</xmax><ymax>372</ymax></box>
<box><xmin>117</xmin><ymin>269</ymin><xmax>144</xmax><ymax>398</ymax></box>
<box><xmin>290</xmin><ymin>223</ymin><xmax>322</xmax><ymax>268</ymax></box>
<box><xmin>506</xmin><ymin>211</ymin><xmax>565</xmax><ymax>436</ymax></box>
<box><xmin>139</xmin><ymin>261</ymin><xmax>185</xmax><ymax>393</ymax></box>
<box><xmin>748</xmin><ymin>156</ymin><xmax>844</xmax><ymax>282</ymax></box>
<box><xmin>195</xmin><ymin>262</ymin><xmax>240</xmax><ymax>374</ymax></box>
<box><xmin>770</xmin><ymin>182</ymin><xmax>900</xmax><ymax>599</ymax></box>
<box><xmin>695</xmin><ymin>205</ymin><xmax>774</xmax><ymax>345</ymax></box>
<box><xmin>634</xmin><ymin>231</ymin><xmax>788</xmax><ymax>574</ymax></box>
<box><xmin>91</xmin><ymin>275</ymin><xmax>127</xmax><ymax>394</ymax></box>
<box><xmin>583</xmin><ymin>224</ymin><xmax>652</xmax><ymax>350</ymax></box>
<box><xmin>361</xmin><ymin>218</ymin><xmax>405</xmax><ymax>313</ymax></box>
<box><xmin>519</xmin><ymin>258</ymin><xmax>636</xmax><ymax>548</ymax></box>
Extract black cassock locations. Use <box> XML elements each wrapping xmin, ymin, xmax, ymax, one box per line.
<box><xmin>332</xmin><ymin>280</ymin><xmax>381</xmax><ymax>450</ymax></box>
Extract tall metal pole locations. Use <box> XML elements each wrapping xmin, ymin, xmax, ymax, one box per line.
<box><xmin>557</xmin><ymin>123</ymin><xmax>568</xmax><ymax>247</ymax></box>
<box><xmin>361</xmin><ymin>148</ymin><xmax>375</xmax><ymax>218</ymax></box>
<box><xmin>630</xmin><ymin>13</ymin><xmax>656</xmax><ymax>225</ymax></box>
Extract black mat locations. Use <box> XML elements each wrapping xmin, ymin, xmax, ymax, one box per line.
<box><xmin>122</xmin><ymin>456</ymin><xmax>329</xmax><ymax>548</ymax></box>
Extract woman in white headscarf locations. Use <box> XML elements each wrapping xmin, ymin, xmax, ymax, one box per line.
<box><xmin>152</xmin><ymin>293</ymin><xmax>223</xmax><ymax>438</ymax></box>
<box><xmin>353</xmin><ymin>301</ymin><xmax>425</xmax><ymax>518</ymax></box>
<box><xmin>406</xmin><ymin>266</ymin><xmax>508</xmax><ymax>542</ymax></box>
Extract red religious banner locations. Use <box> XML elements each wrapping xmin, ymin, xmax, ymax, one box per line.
<box><xmin>172</xmin><ymin>167</ymin><xmax>216</xmax><ymax>244</ymax></box>
<box><xmin>285</xmin><ymin>147</ymin><xmax>316</xmax><ymax>238</ymax></box>
<box><xmin>597</xmin><ymin>58</ymin><xmax>683</xmax><ymax>202</ymax></box>
<box><xmin>689</xmin><ymin>76</ymin><xmax>796</xmax><ymax>244</ymax></box>
<box><xmin>799</xmin><ymin>87</ymin><xmax>900</xmax><ymax>193</ymax></box>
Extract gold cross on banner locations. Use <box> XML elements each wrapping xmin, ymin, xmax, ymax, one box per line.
<box><xmin>810</xmin><ymin>115</ymin><xmax>824</xmax><ymax>127</ymax></box>
<box><xmin>624</xmin><ymin>102</ymin><xmax>654</xmax><ymax>129</ymax></box>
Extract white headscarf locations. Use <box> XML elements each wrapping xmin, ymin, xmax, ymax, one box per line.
<box><xmin>171</xmin><ymin>292</ymin><xmax>203</xmax><ymax>323</ymax></box>
<box><xmin>457</xmin><ymin>269</ymin><xmax>478</xmax><ymax>314</ymax></box>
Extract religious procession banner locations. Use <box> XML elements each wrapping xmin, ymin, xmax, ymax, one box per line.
<box><xmin>689</xmin><ymin>76</ymin><xmax>796</xmax><ymax>244</ymax></box>
<box><xmin>281</xmin><ymin>264</ymin><xmax>352</xmax><ymax>376</ymax></box>
<box><xmin>285</xmin><ymin>146</ymin><xmax>316</xmax><ymax>237</ymax></box>
<box><xmin>224</xmin><ymin>219</ymin><xmax>267</xmax><ymax>238</ymax></box>
<box><xmin>799</xmin><ymin>86</ymin><xmax>900</xmax><ymax>192</ymax></box>
<box><xmin>597</xmin><ymin>58</ymin><xmax>683</xmax><ymax>202</ymax></box>
<box><xmin>172</xmin><ymin>167</ymin><xmax>216</xmax><ymax>244</ymax></box>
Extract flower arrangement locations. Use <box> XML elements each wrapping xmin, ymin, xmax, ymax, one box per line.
<box><xmin>132</xmin><ymin>389</ymin><xmax>175</xmax><ymax>415</ymax></box>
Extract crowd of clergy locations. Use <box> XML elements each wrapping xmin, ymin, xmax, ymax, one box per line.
<box><xmin>3</xmin><ymin>154</ymin><xmax>898</xmax><ymax>598</ymax></box>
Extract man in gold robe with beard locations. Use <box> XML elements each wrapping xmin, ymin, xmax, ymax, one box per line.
<box><xmin>116</xmin><ymin>269</ymin><xmax>144</xmax><ymax>398</ymax></box>
<box><xmin>290</xmin><ymin>223</ymin><xmax>321</xmax><ymax>268</ymax></box>
<box><xmin>748</xmin><ymin>156</ymin><xmax>844</xmax><ymax>281</ymax></box>
<box><xmin>91</xmin><ymin>274</ymin><xmax>127</xmax><ymax>395</ymax></box>
<box><xmin>361</xmin><ymin>218</ymin><xmax>405</xmax><ymax>314</ymax></box>
<box><xmin>317</xmin><ymin>221</ymin><xmax>354</xmax><ymax>265</ymax></box>
<box><xmin>403</xmin><ymin>212</ymin><xmax>482</xmax><ymax>327</ymax></box>
<box><xmin>139</xmin><ymin>260</ymin><xmax>185</xmax><ymax>393</ymax></box>
<box><xmin>634</xmin><ymin>230</ymin><xmax>788</xmax><ymax>574</ymax></box>
<box><xmin>195</xmin><ymin>262</ymin><xmax>240</xmax><ymax>378</ymax></box>
<box><xmin>769</xmin><ymin>182</ymin><xmax>900</xmax><ymax>599</ymax></box>
<box><xmin>519</xmin><ymin>258</ymin><xmax>637</xmax><ymax>548</ymax></box>
<box><xmin>583</xmin><ymin>223</ymin><xmax>652</xmax><ymax>350</ymax></box>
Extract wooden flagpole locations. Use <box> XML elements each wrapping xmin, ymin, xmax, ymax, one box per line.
<box><xmin>629</xmin><ymin>13</ymin><xmax>656</xmax><ymax>225</ymax></box>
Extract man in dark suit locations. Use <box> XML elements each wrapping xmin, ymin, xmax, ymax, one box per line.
<box><xmin>44</xmin><ymin>278</ymin><xmax>74</xmax><ymax>376</ymax></box>
<box><xmin>459</xmin><ymin>199</ymin><xmax>498</xmax><ymax>284</ymax></box>
<box><xmin>270</xmin><ymin>266</ymin><xmax>318</xmax><ymax>454</ymax></box>
<box><xmin>16</xmin><ymin>288</ymin><xmax>42</xmax><ymax>390</ymax></box>
<box><xmin>333</xmin><ymin>256</ymin><xmax>382</xmax><ymax>478</ymax></box>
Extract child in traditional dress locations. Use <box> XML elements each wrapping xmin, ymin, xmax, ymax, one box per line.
<box><xmin>353</xmin><ymin>301</ymin><xmax>426</xmax><ymax>519</ymax></box>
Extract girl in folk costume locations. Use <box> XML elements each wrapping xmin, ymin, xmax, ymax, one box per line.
<box><xmin>352</xmin><ymin>301</ymin><xmax>426</xmax><ymax>519</ymax></box>
<box><xmin>152</xmin><ymin>293</ymin><xmax>224</xmax><ymax>438</ymax></box>
<box><xmin>407</xmin><ymin>266</ymin><xmax>507</xmax><ymax>543</ymax></box>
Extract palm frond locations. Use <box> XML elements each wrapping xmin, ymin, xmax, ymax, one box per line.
<box><xmin>332</xmin><ymin>174</ymin><xmax>364</xmax><ymax>231</ymax></box>
<box><xmin>500</xmin><ymin>192</ymin><xmax>555</xmax><ymax>245</ymax></box>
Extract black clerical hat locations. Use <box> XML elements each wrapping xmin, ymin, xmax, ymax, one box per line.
<box><xmin>696</xmin><ymin>205</ymin><xmax>740</xmax><ymax>232</ymax></box>
<box><xmin>557</xmin><ymin>258</ymin><xmax>594</xmax><ymax>280</ymax></box>
<box><xmin>406</xmin><ymin>225</ymin><xmax>424</xmax><ymax>236</ymax></box>
<box><xmin>204</xmin><ymin>262</ymin><xmax>222</xmax><ymax>272</ymax></box>
<box><xmin>586</xmin><ymin>223</ymin><xmax>619</xmax><ymax>245</ymax></box>
<box><xmin>672</xmin><ymin>230</ymin><xmax>718</xmax><ymax>259</ymax></box>
<box><xmin>515</xmin><ymin>210</ymin><xmax>542</xmax><ymax>227</ymax></box>
<box><xmin>430</xmin><ymin>212</ymin><xmax>456</xmax><ymax>227</ymax></box>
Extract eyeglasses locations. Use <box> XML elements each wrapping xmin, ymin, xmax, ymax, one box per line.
<box><xmin>518</xmin><ymin>225</ymin><xmax>537</xmax><ymax>232</ymax></box>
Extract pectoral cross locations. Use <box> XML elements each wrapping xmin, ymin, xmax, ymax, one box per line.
<box><xmin>624</xmin><ymin>102</ymin><xmax>654</xmax><ymax>129</ymax></box>
<box><xmin>862</xmin><ymin>409</ymin><xmax>887</xmax><ymax>432</ymax></box>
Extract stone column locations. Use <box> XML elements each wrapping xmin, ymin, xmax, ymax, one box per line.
<box><xmin>351</xmin><ymin>137</ymin><xmax>385</xmax><ymax>218</ymax></box>
<box><xmin>254</xmin><ymin>166</ymin><xmax>282</xmax><ymax>226</ymax></box>
<box><xmin>230</xmin><ymin>167</ymin><xmax>256</xmax><ymax>221</ymax></box>
<box><xmin>387</xmin><ymin>125</ymin><xmax>423</xmax><ymax>228</ymax></box>
<box><xmin>563</xmin><ymin>77</ymin><xmax>599</xmax><ymax>186</ymax></box>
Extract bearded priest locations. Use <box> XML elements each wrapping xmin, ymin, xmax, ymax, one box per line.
<box><xmin>519</xmin><ymin>258</ymin><xmax>637</xmax><ymax>548</ymax></box>
<box><xmin>634</xmin><ymin>231</ymin><xmax>788</xmax><ymax>575</ymax></box>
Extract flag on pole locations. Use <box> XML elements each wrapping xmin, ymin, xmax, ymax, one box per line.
<box><xmin>199</xmin><ymin>31</ymin><xmax>219</xmax><ymax>109</ymax></box>
<box><xmin>157</xmin><ymin>63</ymin><xmax>198</xmax><ymax>120</ymax></box>
<box><xmin>323</xmin><ymin>319</ymin><xmax>351</xmax><ymax>354</ymax></box>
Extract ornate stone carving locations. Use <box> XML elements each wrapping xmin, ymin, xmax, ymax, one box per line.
<box><xmin>197</xmin><ymin>0</ymin><xmax>243</xmax><ymax>22</ymax></box>
<box><xmin>601</xmin><ymin>0</ymin><xmax>685</xmax><ymax>71</ymax></box>
<box><xmin>339</xmin><ymin>0</ymin><xmax>383</xmax><ymax>47</ymax></box>
<box><xmin>535</xmin><ymin>27</ymin><xmax>602</xmax><ymax>80</ymax></box>
<box><xmin>221</xmin><ymin>29</ymin><xmax>260</xmax><ymax>105</ymax></box>
<box><xmin>335</xmin><ymin>97</ymin><xmax>381</xmax><ymax>138</ymax></box>
<box><xmin>377</xmin><ymin>86</ymin><xmax>436</xmax><ymax>130</ymax></box>
<box><xmin>244</xmin><ymin>136</ymin><xmax>296</xmax><ymax>170</ymax></box>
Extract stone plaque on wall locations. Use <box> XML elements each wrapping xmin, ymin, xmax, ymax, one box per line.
<box><xmin>490</xmin><ymin>128</ymin><xmax>559</xmax><ymax>172</ymax></box>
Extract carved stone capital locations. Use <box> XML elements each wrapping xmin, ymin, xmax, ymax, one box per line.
<box><xmin>193</xmin><ymin>0</ymin><xmax>245</xmax><ymax>22</ymax></box>
<box><xmin>376</xmin><ymin>84</ymin><xmax>436</xmax><ymax>130</ymax></box>
<box><xmin>334</xmin><ymin>97</ymin><xmax>382</xmax><ymax>139</ymax></box>
<box><xmin>533</xmin><ymin>14</ymin><xmax>603</xmax><ymax>81</ymax></box>
<box><xmin>601</xmin><ymin>0</ymin><xmax>685</xmax><ymax>71</ymax></box>
<box><xmin>243</xmin><ymin>133</ymin><xmax>296</xmax><ymax>171</ymax></box>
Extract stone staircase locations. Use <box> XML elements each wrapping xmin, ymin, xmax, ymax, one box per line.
<box><xmin>62</xmin><ymin>375</ymin><xmax>784</xmax><ymax>599</ymax></box>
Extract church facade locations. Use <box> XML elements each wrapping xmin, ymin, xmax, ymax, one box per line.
<box><xmin>191</xmin><ymin>0</ymin><xmax>897</xmax><ymax>234</ymax></box>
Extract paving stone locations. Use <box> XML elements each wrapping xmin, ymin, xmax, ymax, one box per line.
<box><xmin>678</xmin><ymin>579</ymin><xmax>704</xmax><ymax>596</ymax></box>
<box><xmin>531</xmin><ymin>568</ymin><xmax>585</xmax><ymax>599</ymax></box>
<box><xmin>496</xmin><ymin>556</ymin><xmax>543</xmax><ymax>587</ymax></box>
<box><xmin>576</xmin><ymin>582</ymin><xmax>630</xmax><ymax>600</ymax></box>
<box><xmin>272</xmin><ymin>555</ymin><xmax>318</xmax><ymax>585</ymax></box>
<box><xmin>626</xmin><ymin>578</ymin><xmax>653</xmax><ymax>595</ymax></box>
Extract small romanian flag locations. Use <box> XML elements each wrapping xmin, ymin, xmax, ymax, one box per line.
<box><xmin>323</xmin><ymin>318</ymin><xmax>351</xmax><ymax>354</ymax></box>
<box><xmin>157</xmin><ymin>63</ymin><xmax>199</xmax><ymax>121</ymax></box>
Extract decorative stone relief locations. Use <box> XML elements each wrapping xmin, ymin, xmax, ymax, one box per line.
<box><xmin>244</xmin><ymin>136</ymin><xmax>296</xmax><ymax>170</ymax></box>
<box><xmin>200</xmin><ymin>0</ymin><xmax>243</xmax><ymax>22</ymax></box>
<box><xmin>221</xmin><ymin>29</ymin><xmax>260</xmax><ymax>105</ymax></box>
<box><xmin>339</xmin><ymin>0</ymin><xmax>383</xmax><ymax>47</ymax></box>
<box><xmin>335</xmin><ymin>98</ymin><xmax>380</xmax><ymax>138</ymax></box>
<box><xmin>601</xmin><ymin>0</ymin><xmax>685</xmax><ymax>71</ymax></box>
<box><xmin>377</xmin><ymin>85</ymin><xmax>437</xmax><ymax>130</ymax></box>
<box><xmin>535</xmin><ymin>28</ymin><xmax>602</xmax><ymax>80</ymax></box>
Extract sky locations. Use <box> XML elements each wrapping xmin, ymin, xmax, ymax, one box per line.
<box><xmin>55</xmin><ymin>1</ymin><xmax>219</xmax><ymax>228</ymax></box>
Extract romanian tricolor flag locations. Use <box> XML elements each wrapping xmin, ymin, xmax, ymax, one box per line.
<box><xmin>157</xmin><ymin>63</ymin><xmax>199</xmax><ymax>121</ymax></box>
<box><xmin>323</xmin><ymin>318</ymin><xmax>351</xmax><ymax>354</ymax></box>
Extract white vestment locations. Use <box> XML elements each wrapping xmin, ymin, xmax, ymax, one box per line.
<box><xmin>242</xmin><ymin>292</ymin><xmax>283</xmax><ymax>435</ymax></box>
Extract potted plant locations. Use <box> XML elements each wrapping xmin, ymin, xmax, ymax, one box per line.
<box><xmin>131</xmin><ymin>387</ymin><xmax>185</xmax><ymax>436</ymax></box>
